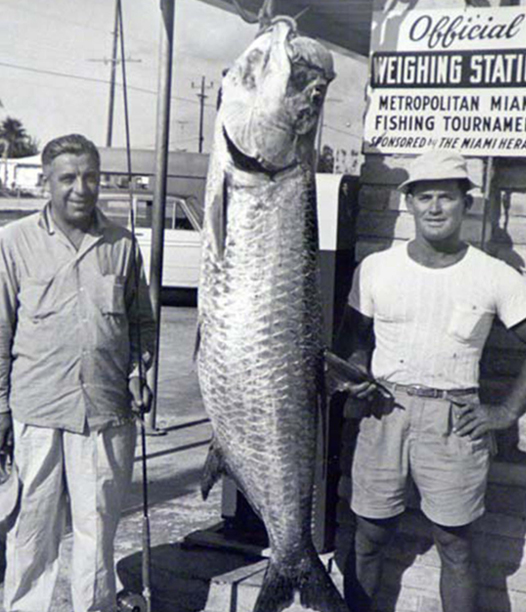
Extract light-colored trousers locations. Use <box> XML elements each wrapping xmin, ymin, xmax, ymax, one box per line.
<box><xmin>4</xmin><ymin>419</ymin><xmax>136</xmax><ymax>612</ymax></box>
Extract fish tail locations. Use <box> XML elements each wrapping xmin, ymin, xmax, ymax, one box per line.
<box><xmin>201</xmin><ymin>437</ymin><xmax>226</xmax><ymax>500</ymax></box>
<box><xmin>253</xmin><ymin>560</ymin><xmax>294</xmax><ymax>612</ymax></box>
<box><xmin>297</xmin><ymin>549</ymin><xmax>348</xmax><ymax>612</ymax></box>
<box><xmin>254</xmin><ymin>547</ymin><xmax>347</xmax><ymax>612</ymax></box>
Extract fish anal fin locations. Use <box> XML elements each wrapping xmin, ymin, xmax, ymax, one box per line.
<box><xmin>254</xmin><ymin>546</ymin><xmax>347</xmax><ymax>612</ymax></box>
<box><xmin>201</xmin><ymin>438</ymin><xmax>226</xmax><ymax>500</ymax></box>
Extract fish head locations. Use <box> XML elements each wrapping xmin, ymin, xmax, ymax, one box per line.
<box><xmin>220</xmin><ymin>18</ymin><xmax>335</xmax><ymax>171</ymax></box>
<box><xmin>286</xmin><ymin>36</ymin><xmax>335</xmax><ymax>136</ymax></box>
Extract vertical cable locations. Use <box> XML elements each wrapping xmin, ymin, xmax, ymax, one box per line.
<box><xmin>116</xmin><ymin>1</ymin><xmax>151</xmax><ymax>610</ymax></box>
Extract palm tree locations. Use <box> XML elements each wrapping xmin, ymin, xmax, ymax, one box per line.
<box><xmin>0</xmin><ymin>117</ymin><xmax>39</xmax><ymax>188</ymax></box>
<box><xmin>0</xmin><ymin>117</ymin><xmax>38</xmax><ymax>160</ymax></box>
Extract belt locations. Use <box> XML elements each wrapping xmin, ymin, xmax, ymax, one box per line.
<box><xmin>381</xmin><ymin>381</ymin><xmax>478</xmax><ymax>399</ymax></box>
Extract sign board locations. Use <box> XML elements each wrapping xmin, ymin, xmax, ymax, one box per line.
<box><xmin>364</xmin><ymin>3</ymin><xmax>526</xmax><ymax>156</ymax></box>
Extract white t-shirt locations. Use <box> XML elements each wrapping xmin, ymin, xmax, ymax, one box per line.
<box><xmin>348</xmin><ymin>243</ymin><xmax>526</xmax><ymax>389</ymax></box>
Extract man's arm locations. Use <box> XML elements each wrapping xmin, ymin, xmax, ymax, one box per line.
<box><xmin>455</xmin><ymin>318</ymin><xmax>526</xmax><ymax>440</ymax></box>
<box><xmin>330</xmin><ymin>305</ymin><xmax>377</xmax><ymax>399</ymax></box>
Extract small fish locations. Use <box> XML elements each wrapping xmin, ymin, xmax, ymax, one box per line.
<box><xmin>325</xmin><ymin>350</ymin><xmax>393</xmax><ymax>400</ymax></box>
<box><xmin>197</xmin><ymin>17</ymin><xmax>348</xmax><ymax>612</ymax></box>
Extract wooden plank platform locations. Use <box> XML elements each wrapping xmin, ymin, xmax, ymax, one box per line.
<box><xmin>204</xmin><ymin>553</ymin><xmax>341</xmax><ymax>612</ymax></box>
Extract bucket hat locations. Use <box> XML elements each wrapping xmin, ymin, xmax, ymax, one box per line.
<box><xmin>399</xmin><ymin>150</ymin><xmax>478</xmax><ymax>193</ymax></box>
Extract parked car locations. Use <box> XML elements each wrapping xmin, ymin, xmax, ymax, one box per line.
<box><xmin>97</xmin><ymin>192</ymin><xmax>203</xmax><ymax>289</ymax></box>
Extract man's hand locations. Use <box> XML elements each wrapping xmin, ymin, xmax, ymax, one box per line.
<box><xmin>453</xmin><ymin>400</ymin><xmax>517</xmax><ymax>440</ymax></box>
<box><xmin>0</xmin><ymin>412</ymin><xmax>13</xmax><ymax>455</ymax></box>
<box><xmin>129</xmin><ymin>377</ymin><xmax>153</xmax><ymax>416</ymax></box>
<box><xmin>338</xmin><ymin>380</ymin><xmax>378</xmax><ymax>400</ymax></box>
<box><xmin>325</xmin><ymin>350</ymin><xmax>378</xmax><ymax>400</ymax></box>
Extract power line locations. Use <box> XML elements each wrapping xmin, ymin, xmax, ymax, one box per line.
<box><xmin>0</xmin><ymin>60</ymin><xmax>214</xmax><ymax>107</ymax></box>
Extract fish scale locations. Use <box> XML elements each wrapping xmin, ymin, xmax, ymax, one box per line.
<box><xmin>201</xmin><ymin>169</ymin><xmax>320</xmax><ymax>534</ymax></box>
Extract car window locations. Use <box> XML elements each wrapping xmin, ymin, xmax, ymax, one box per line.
<box><xmin>136</xmin><ymin>199</ymin><xmax>152</xmax><ymax>229</ymax></box>
<box><xmin>180</xmin><ymin>197</ymin><xmax>203</xmax><ymax>230</ymax></box>
<box><xmin>174</xmin><ymin>200</ymin><xmax>194</xmax><ymax>230</ymax></box>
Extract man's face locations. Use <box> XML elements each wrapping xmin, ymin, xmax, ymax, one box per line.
<box><xmin>45</xmin><ymin>152</ymin><xmax>100</xmax><ymax>229</ymax></box>
<box><xmin>406</xmin><ymin>179</ymin><xmax>469</xmax><ymax>243</ymax></box>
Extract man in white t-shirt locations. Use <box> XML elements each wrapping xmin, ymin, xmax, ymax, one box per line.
<box><xmin>335</xmin><ymin>150</ymin><xmax>526</xmax><ymax>612</ymax></box>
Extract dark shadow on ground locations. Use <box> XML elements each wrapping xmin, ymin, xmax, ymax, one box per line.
<box><xmin>139</xmin><ymin>437</ymin><xmax>211</xmax><ymax>464</ymax></box>
<box><xmin>117</xmin><ymin>541</ymin><xmax>262</xmax><ymax>612</ymax></box>
<box><xmin>157</xmin><ymin>419</ymin><xmax>210</xmax><ymax>435</ymax></box>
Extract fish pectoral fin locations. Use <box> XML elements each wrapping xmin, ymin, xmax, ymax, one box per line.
<box><xmin>201</xmin><ymin>438</ymin><xmax>226</xmax><ymax>500</ymax></box>
<box><xmin>209</xmin><ymin>175</ymin><xmax>228</xmax><ymax>259</ymax></box>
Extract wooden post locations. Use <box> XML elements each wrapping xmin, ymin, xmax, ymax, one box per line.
<box><xmin>480</xmin><ymin>156</ymin><xmax>495</xmax><ymax>253</ymax></box>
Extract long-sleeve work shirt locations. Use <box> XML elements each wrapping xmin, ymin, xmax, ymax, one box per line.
<box><xmin>0</xmin><ymin>204</ymin><xmax>155</xmax><ymax>433</ymax></box>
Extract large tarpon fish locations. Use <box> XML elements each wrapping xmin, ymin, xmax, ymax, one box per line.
<box><xmin>197</xmin><ymin>18</ymin><xmax>347</xmax><ymax>612</ymax></box>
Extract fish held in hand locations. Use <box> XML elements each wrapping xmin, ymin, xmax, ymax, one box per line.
<box><xmin>197</xmin><ymin>17</ymin><xmax>346</xmax><ymax>612</ymax></box>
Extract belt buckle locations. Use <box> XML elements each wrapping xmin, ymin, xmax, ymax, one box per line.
<box><xmin>407</xmin><ymin>386</ymin><xmax>441</xmax><ymax>398</ymax></box>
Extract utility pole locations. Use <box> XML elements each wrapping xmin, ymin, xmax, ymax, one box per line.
<box><xmin>191</xmin><ymin>76</ymin><xmax>213</xmax><ymax>153</ymax></box>
<box><xmin>88</xmin><ymin>0</ymin><xmax>141</xmax><ymax>148</ymax></box>
<box><xmin>106</xmin><ymin>0</ymin><xmax>119</xmax><ymax>148</ymax></box>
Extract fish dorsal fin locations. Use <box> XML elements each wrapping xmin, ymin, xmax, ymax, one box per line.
<box><xmin>208</xmin><ymin>174</ymin><xmax>228</xmax><ymax>259</ymax></box>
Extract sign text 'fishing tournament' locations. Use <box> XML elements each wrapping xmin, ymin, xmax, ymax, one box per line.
<box><xmin>364</xmin><ymin>6</ymin><xmax>526</xmax><ymax>156</ymax></box>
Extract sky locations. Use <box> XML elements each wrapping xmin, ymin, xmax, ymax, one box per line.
<box><xmin>0</xmin><ymin>0</ymin><xmax>368</xmax><ymax>169</ymax></box>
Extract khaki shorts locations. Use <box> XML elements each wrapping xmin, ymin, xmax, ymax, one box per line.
<box><xmin>351</xmin><ymin>388</ymin><xmax>492</xmax><ymax>527</ymax></box>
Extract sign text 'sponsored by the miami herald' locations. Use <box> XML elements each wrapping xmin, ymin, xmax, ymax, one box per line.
<box><xmin>364</xmin><ymin>7</ymin><xmax>526</xmax><ymax>156</ymax></box>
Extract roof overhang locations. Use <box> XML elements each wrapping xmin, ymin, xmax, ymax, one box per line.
<box><xmin>195</xmin><ymin>0</ymin><xmax>372</xmax><ymax>57</ymax></box>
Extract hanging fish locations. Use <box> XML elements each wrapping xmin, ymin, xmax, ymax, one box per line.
<box><xmin>197</xmin><ymin>16</ymin><xmax>347</xmax><ymax>612</ymax></box>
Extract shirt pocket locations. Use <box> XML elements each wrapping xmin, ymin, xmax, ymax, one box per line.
<box><xmin>447</xmin><ymin>304</ymin><xmax>493</xmax><ymax>343</ymax></box>
<box><xmin>98</xmin><ymin>275</ymin><xmax>126</xmax><ymax>316</ymax></box>
<box><xmin>19</xmin><ymin>277</ymin><xmax>57</xmax><ymax>319</ymax></box>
